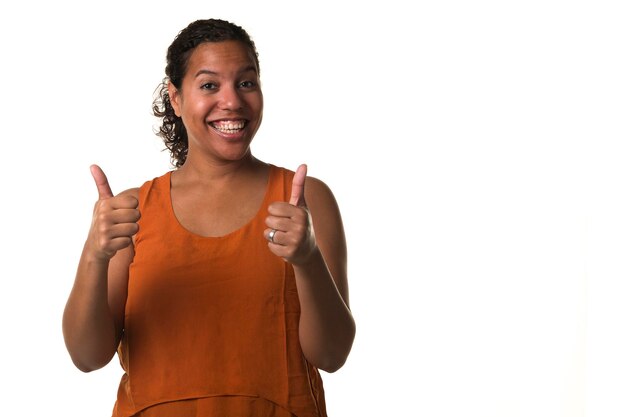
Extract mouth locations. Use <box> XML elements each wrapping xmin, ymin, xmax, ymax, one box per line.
<box><xmin>209</xmin><ymin>119</ymin><xmax>247</xmax><ymax>134</ymax></box>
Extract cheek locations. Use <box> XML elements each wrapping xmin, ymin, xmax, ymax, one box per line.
<box><xmin>185</xmin><ymin>99</ymin><xmax>212</xmax><ymax>120</ymax></box>
<box><xmin>249</xmin><ymin>94</ymin><xmax>263</xmax><ymax>114</ymax></box>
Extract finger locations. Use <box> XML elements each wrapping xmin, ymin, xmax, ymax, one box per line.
<box><xmin>107</xmin><ymin>223</ymin><xmax>140</xmax><ymax>238</ymax></box>
<box><xmin>264</xmin><ymin>228</ymin><xmax>284</xmax><ymax>246</ymax></box>
<box><xmin>109</xmin><ymin>196</ymin><xmax>139</xmax><ymax>210</ymax></box>
<box><xmin>289</xmin><ymin>164</ymin><xmax>307</xmax><ymax>206</ymax></box>
<box><xmin>90</xmin><ymin>164</ymin><xmax>114</xmax><ymax>200</ymax></box>
<box><xmin>93</xmin><ymin>231</ymin><xmax>135</xmax><ymax>258</ymax></box>
<box><xmin>267</xmin><ymin>201</ymin><xmax>299</xmax><ymax>217</ymax></box>
<box><xmin>104</xmin><ymin>236</ymin><xmax>134</xmax><ymax>254</ymax></box>
<box><xmin>265</xmin><ymin>215</ymin><xmax>295</xmax><ymax>232</ymax></box>
<box><xmin>103</xmin><ymin>208</ymin><xmax>141</xmax><ymax>225</ymax></box>
<box><xmin>266</xmin><ymin>242</ymin><xmax>298</xmax><ymax>262</ymax></box>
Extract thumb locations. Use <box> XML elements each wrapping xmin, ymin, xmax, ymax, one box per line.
<box><xmin>289</xmin><ymin>164</ymin><xmax>307</xmax><ymax>206</ymax></box>
<box><xmin>90</xmin><ymin>164</ymin><xmax>114</xmax><ymax>199</ymax></box>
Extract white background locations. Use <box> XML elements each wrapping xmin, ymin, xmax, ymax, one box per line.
<box><xmin>1</xmin><ymin>1</ymin><xmax>625</xmax><ymax>416</ymax></box>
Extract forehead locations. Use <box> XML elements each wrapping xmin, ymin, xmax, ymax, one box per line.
<box><xmin>186</xmin><ymin>40</ymin><xmax>258</xmax><ymax>75</ymax></box>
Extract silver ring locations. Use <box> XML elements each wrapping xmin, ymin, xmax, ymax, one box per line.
<box><xmin>268</xmin><ymin>229</ymin><xmax>277</xmax><ymax>243</ymax></box>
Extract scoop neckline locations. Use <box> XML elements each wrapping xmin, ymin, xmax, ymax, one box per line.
<box><xmin>165</xmin><ymin>164</ymin><xmax>276</xmax><ymax>240</ymax></box>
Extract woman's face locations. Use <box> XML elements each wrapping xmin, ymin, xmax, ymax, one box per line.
<box><xmin>169</xmin><ymin>40</ymin><xmax>263</xmax><ymax>164</ymax></box>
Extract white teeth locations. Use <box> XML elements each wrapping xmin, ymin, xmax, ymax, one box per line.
<box><xmin>212</xmin><ymin>120</ymin><xmax>245</xmax><ymax>133</ymax></box>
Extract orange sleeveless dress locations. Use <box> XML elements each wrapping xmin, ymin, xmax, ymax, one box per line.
<box><xmin>112</xmin><ymin>165</ymin><xmax>327</xmax><ymax>417</ymax></box>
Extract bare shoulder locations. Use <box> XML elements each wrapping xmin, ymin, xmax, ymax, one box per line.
<box><xmin>303</xmin><ymin>175</ymin><xmax>345</xmax><ymax>241</ymax></box>
<box><xmin>304</xmin><ymin>176</ymin><xmax>340</xmax><ymax>212</ymax></box>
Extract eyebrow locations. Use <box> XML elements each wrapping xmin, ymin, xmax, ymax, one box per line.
<box><xmin>194</xmin><ymin>65</ymin><xmax>258</xmax><ymax>78</ymax></box>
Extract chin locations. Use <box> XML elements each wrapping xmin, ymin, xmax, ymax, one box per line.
<box><xmin>221</xmin><ymin>147</ymin><xmax>253</xmax><ymax>162</ymax></box>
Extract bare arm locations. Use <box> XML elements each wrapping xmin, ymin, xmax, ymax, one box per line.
<box><xmin>62</xmin><ymin>165</ymin><xmax>139</xmax><ymax>372</ymax></box>
<box><xmin>265</xmin><ymin>165</ymin><xmax>355</xmax><ymax>372</ymax></box>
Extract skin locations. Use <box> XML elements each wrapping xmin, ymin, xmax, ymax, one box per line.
<box><xmin>62</xmin><ymin>40</ymin><xmax>355</xmax><ymax>373</ymax></box>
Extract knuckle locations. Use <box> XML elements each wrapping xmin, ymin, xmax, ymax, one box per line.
<box><xmin>294</xmin><ymin>224</ymin><xmax>306</xmax><ymax>236</ymax></box>
<box><xmin>97</xmin><ymin>223</ymin><xmax>109</xmax><ymax>235</ymax></box>
<box><xmin>98</xmin><ymin>236</ymin><xmax>110</xmax><ymax>250</ymax></box>
<box><xmin>96</xmin><ymin>210</ymin><xmax>110</xmax><ymax>223</ymax></box>
<box><xmin>100</xmin><ymin>199</ymin><xmax>113</xmax><ymax>210</ymax></box>
<box><xmin>285</xmin><ymin>247</ymin><xmax>297</xmax><ymax>259</ymax></box>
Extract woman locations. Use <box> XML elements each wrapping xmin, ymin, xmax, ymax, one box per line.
<box><xmin>62</xmin><ymin>18</ymin><xmax>355</xmax><ymax>417</ymax></box>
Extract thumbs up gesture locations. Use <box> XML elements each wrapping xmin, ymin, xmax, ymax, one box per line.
<box><xmin>265</xmin><ymin>164</ymin><xmax>316</xmax><ymax>265</ymax></box>
<box><xmin>87</xmin><ymin>165</ymin><xmax>140</xmax><ymax>261</ymax></box>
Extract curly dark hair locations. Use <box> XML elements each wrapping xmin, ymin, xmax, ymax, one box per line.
<box><xmin>152</xmin><ymin>19</ymin><xmax>260</xmax><ymax>168</ymax></box>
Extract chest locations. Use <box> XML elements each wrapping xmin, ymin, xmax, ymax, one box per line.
<box><xmin>170</xmin><ymin>182</ymin><xmax>268</xmax><ymax>238</ymax></box>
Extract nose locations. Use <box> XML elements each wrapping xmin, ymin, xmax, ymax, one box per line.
<box><xmin>218</xmin><ymin>85</ymin><xmax>244</xmax><ymax>111</ymax></box>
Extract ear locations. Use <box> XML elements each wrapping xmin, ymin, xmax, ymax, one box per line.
<box><xmin>168</xmin><ymin>81</ymin><xmax>182</xmax><ymax>117</ymax></box>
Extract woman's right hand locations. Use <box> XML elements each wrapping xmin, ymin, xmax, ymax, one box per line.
<box><xmin>87</xmin><ymin>164</ymin><xmax>140</xmax><ymax>261</ymax></box>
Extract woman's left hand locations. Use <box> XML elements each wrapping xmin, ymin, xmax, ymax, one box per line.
<box><xmin>265</xmin><ymin>164</ymin><xmax>317</xmax><ymax>265</ymax></box>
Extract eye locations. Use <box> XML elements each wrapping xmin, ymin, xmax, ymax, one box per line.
<box><xmin>238</xmin><ymin>80</ymin><xmax>256</xmax><ymax>89</ymax></box>
<box><xmin>201</xmin><ymin>82</ymin><xmax>218</xmax><ymax>90</ymax></box>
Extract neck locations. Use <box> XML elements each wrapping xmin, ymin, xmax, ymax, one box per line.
<box><xmin>175</xmin><ymin>152</ymin><xmax>263</xmax><ymax>183</ymax></box>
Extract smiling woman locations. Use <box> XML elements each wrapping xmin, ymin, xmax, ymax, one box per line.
<box><xmin>61</xmin><ymin>18</ymin><xmax>355</xmax><ymax>417</ymax></box>
<box><xmin>167</xmin><ymin>41</ymin><xmax>264</xmax><ymax>167</ymax></box>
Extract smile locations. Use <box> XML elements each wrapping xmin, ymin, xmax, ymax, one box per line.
<box><xmin>210</xmin><ymin>120</ymin><xmax>247</xmax><ymax>134</ymax></box>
